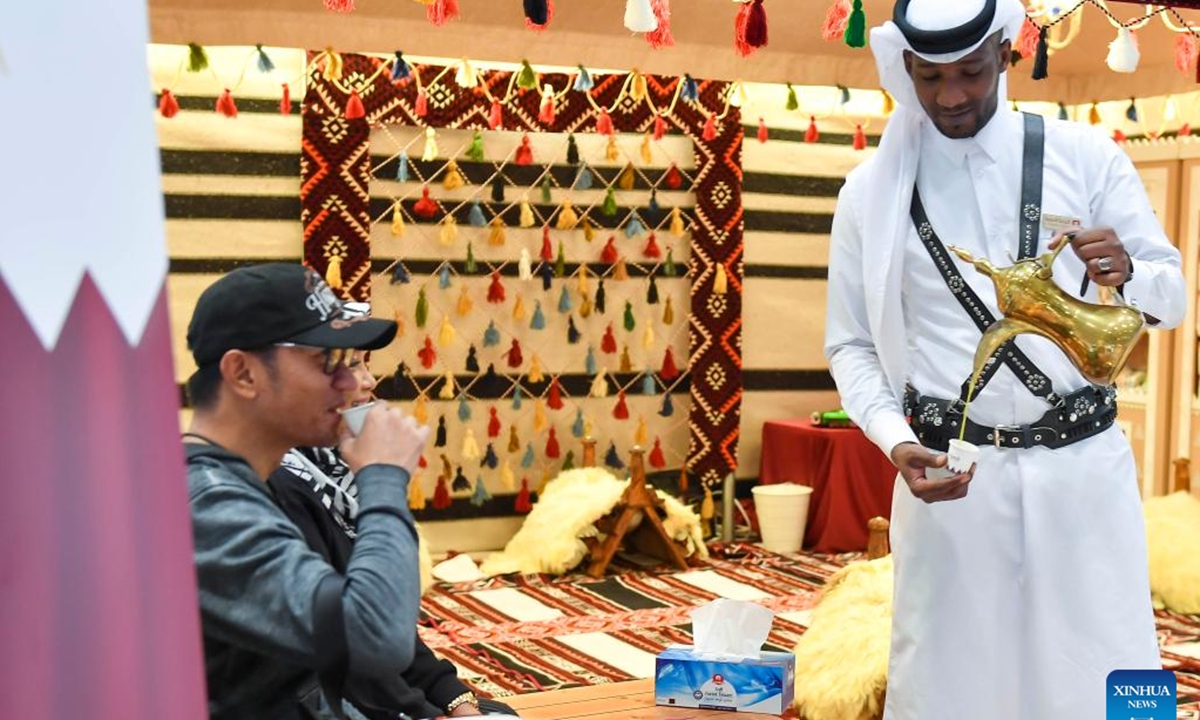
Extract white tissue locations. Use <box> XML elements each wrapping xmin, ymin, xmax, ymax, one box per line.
<box><xmin>690</xmin><ymin>598</ymin><xmax>774</xmax><ymax>659</ymax></box>
<box><xmin>432</xmin><ymin>553</ymin><xmax>485</xmax><ymax>583</ymax></box>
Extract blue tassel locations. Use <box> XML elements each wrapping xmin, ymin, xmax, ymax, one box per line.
<box><xmin>558</xmin><ymin>285</ymin><xmax>573</xmax><ymax>313</ymax></box>
<box><xmin>642</xmin><ymin>374</ymin><xmax>656</xmax><ymax>395</ymax></box>
<box><xmin>465</xmin><ymin>345</ymin><xmax>479</xmax><ymax>373</ymax></box>
<box><xmin>681</xmin><ymin>74</ymin><xmax>698</xmax><ymax>101</ymax></box>
<box><xmin>468</xmin><ymin>201</ymin><xmax>487</xmax><ymax>228</ymax></box>
<box><xmin>1057</xmin><ymin>102</ymin><xmax>1068</xmax><ymax>121</ymax></box>
<box><xmin>483</xmin><ymin>443</ymin><xmax>499</xmax><ymax>469</ymax></box>
<box><xmin>573</xmin><ymin>165</ymin><xmax>594</xmax><ymax>190</ymax></box>
<box><xmin>539</xmin><ymin>262</ymin><xmax>553</xmax><ymax>291</ymax></box>
<box><xmin>255</xmin><ymin>45</ymin><xmax>275</xmax><ymax>73</ymax></box>
<box><xmin>1125</xmin><ymin>99</ymin><xmax>1138</xmax><ymax>123</ymax></box>
<box><xmin>439</xmin><ymin>264</ymin><xmax>452</xmax><ymax>289</ymax></box>
<box><xmin>458</xmin><ymin>395</ymin><xmax>472</xmax><ymax>421</ymax></box>
<box><xmin>567</xmin><ymin>316</ymin><xmax>581</xmax><ymax>344</ymax></box>
<box><xmin>839</xmin><ymin>85</ymin><xmax>851</xmax><ymax>106</ymax></box>
<box><xmin>453</xmin><ymin>467</ymin><xmax>470</xmax><ymax>492</ymax></box>
<box><xmin>574</xmin><ymin>65</ymin><xmax>593</xmax><ymax>92</ymax></box>
<box><xmin>647</xmin><ymin>276</ymin><xmax>659</xmax><ymax>304</ymax></box>
<box><xmin>646</xmin><ymin>189</ymin><xmax>661</xmax><ymax>222</ymax></box>
<box><xmin>390</xmin><ymin>263</ymin><xmax>411</xmax><ymax>284</ymax></box>
<box><xmin>586</xmin><ymin>347</ymin><xmax>597</xmax><ymax>375</ymax></box>
<box><xmin>396</xmin><ymin>151</ymin><xmax>409</xmax><ymax>183</ymax></box>
<box><xmin>571</xmin><ymin>409</ymin><xmax>585</xmax><ymax>438</ymax></box>
<box><xmin>471</xmin><ymin>476</ymin><xmax>492</xmax><ymax>505</ymax></box>
<box><xmin>605</xmin><ymin>442</ymin><xmax>625</xmax><ymax>470</ymax></box>
<box><xmin>392</xmin><ymin>51</ymin><xmax>410</xmax><ymax>81</ymax></box>
<box><xmin>562</xmin><ymin>450</ymin><xmax>575</xmax><ymax>471</ymax></box>
<box><xmin>595</xmin><ymin>279</ymin><xmax>606</xmax><ymax>314</ymax></box>
<box><xmin>512</xmin><ymin>385</ymin><xmax>523</xmax><ymax>410</ymax></box>
<box><xmin>624</xmin><ymin>215</ymin><xmax>646</xmax><ymax>238</ymax></box>
<box><xmin>658</xmin><ymin>393</ymin><xmax>674</xmax><ymax>417</ymax></box>
<box><xmin>435</xmin><ymin>416</ymin><xmax>447</xmax><ymax>447</ymax></box>
<box><xmin>531</xmin><ymin>301</ymin><xmax>546</xmax><ymax>330</ymax></box>
<box><xmin>483</xmin><ymin>320</ymin><xmax>501</xmax><ymax>347</ymax></box>
<box><xmin>521</xmin><ymin>443</ymin><xmax>535</xmax><ymax>468</ymax></box>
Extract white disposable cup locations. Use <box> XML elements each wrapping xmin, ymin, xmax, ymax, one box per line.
<box><xmin>751</xmin><ymin>483</ymin><xmax>814</xmax><ymax>554</ymax></box>
<box><xmin>925</xmin><ymin>454</ymin><xmax>953</xmax><ymax>481</ymax></box>
<box><xmin>946</xmin><ymin>439</ymin><xmax>980</xmax><ymax>474</ymax></box>
<box><xmin>339</xmin><ymin>401</ymin><xmax>377</xmax><ymax>436</ymax></box>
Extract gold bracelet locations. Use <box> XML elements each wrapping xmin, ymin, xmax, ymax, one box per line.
<box><xmin>445</xmin><ymin>691</ymin><xmax>479</xmax><ymax>714</ymax></box>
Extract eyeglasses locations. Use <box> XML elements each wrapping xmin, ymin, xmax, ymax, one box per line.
<box><xmin>273</xmin><ymin>343</ymin><xmax>362</xmax><ymax>375</ymax></box>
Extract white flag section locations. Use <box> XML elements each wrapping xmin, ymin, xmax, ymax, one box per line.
<box><xmin>0</xmin><ymin>2</ymin><xmax>168</xmax><ymax>349</ymax></box>
<box><xmin>0</xmin><ymin>2</ymin><xmax>207</xmax><ymax>719</ymax></box>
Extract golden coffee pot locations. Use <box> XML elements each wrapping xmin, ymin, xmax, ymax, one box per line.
<box><xmin>948</xmin><ymin>241</ymin><xmax>1144</xmax><ymax>390</ymax></box>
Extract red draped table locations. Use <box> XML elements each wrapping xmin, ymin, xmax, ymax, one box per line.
<box><xmin>757</xmin><ymin>419</ymin><xmax>897</xmax><ymax>553</ymax></box>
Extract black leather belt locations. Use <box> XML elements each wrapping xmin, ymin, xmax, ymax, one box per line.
<box><xmin>904</xmin><ymin>384</ymin><xmax>1118</xmax><ymax>452</ymax></box>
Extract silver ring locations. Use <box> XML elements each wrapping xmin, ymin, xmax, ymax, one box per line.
<box><xmin>1096</xmin><ymin>256</ymin><xmax>1114</xmax><ymax>273</ymax></box>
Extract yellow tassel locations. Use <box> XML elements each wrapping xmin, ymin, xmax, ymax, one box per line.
<box><xmin>640</xmin><ymin>134</ymin><xmax>653</xmax><ymax>164</ymax></box>
<box><xmin>513</xmin><ymin>293</ymin><xmax>525</xmax><ymax>321</ymax></box>
<box><xmin>391</xmin><ymin>308</ymin><xmax>407</xmax><ymax>337</ymax></box>
<box><xmin>669</xmin><ymin>207</ymin><xmax>685</xmax><ymax>237</ymax></box>
<box><xmin>408</xmin><ymin>473</ymin><xmax>426</xmax><ymax>510</ymax></box>
<box><xmin>325</xmin><ymin>255</ymin><xmax>343</xmax><ymax>290</ymax></box>
<box><xmin>538</xmin><ymin>467</ymin><xmax>552</xmax><ymax>494</ymax></box>
<box><xmin>438</xmin><ymin>315</ymin><xmax>456</xmax><ymax>346</ymax></box>
<box><xmin>630</xmin><ymin>71</ymin><xmax>647</xmax><ymax>103</ymax></box>
<box><xmin>533</xmin><ymin>399</ymin><xmax>547</xmax><ymax>432</ymax></box>
<box><xmin>577</xmin><ymin>265</ymin><xmax>590</xmax><ymax>294</ymax></box>
<box><xmin>635</xmin><ymin>416</ymin><xmax>648</xmax><ymax>446</ymax></box>
<box><xmin>391</xmin><ymin>201</ymin><xmax>405</xmax><ymax>236</ymax></box>
<box><xmin>613</xmin><ymin>257</ymin><xmax>629</xmax><ymax>281</ymax></box>
<box><xmin>500</xmin><ymin>461</ymin><xmax>516</xmax><ymax>491</ymax></box>
<box><xmin>461</xmin><ymin>428</ymin><xmax>481</xmax><ymax>461</ymax></box>
<box><xmin>714</xmin><ymin>263</ymin><xmax>728</xmax><ymax>295</ymax></box>
<box><xmin>606</xmin><ymin>135</ymin><xmax>619</xmax><ymax>161</ymax></box>
<box><xmin>882</xmin><ymin>90</ymin><xmax>894</xmax><ymax>115</ymax></box>
<box><xmin>519</xmin><ymin>199</ymin><xmax>535</xmax><ymax>228</ymax></box>
<box><xmin>590</xmin><ymin>368</ymin><xmax>609</xmax><ymax>398</ymax></box>
<box><xmin>508</xmin><ymin>426</ymin><xmax>520</xmax><ymax>453</ymax></box>
<box><xmin>422</xmin><ymin>127</ymin><xmax>439</xmax><ymax>161</ymax></box>
<box><xmin>488</xmin><ymin>217</ymin><xmax>506</xmax><ymax>246</ymax></box>
<box><xmin>643</xmin><ymin>322</ymin><xmax>654</xmax><ymax>350</ymax></box>
<box><xmin>439</xmin><ymin>216</ymin><xmax>458</xmax><ymax>246</ymax></box>
<box><xmin>413</xmin><ymin>394</ymin><xmax>429</xmax><ymax>424</ymax></box>
<box><xmin>700</xmin><ymin>485</ymin><xmax>715</xmax><ymax>538</ymax></box>
<box><xmin>556</xmin><ymin>200</ymin><xmax>579</xmax><ymax>230</ymax></box>
<box><xmin>584</xmin><ymin>417</ymin><xmax>593</xmax><ymax>436</ymax></box>
<box><xmin>322</xmin><ymin>48</ymin><xmax>343</xmax><ymax>80</ymax></box>
<box><xmin>579</xmin><ymin>293</ymin><xmax>592</xmax><ymax>318</ymax></box>
<box><xmin>663</xmin><ymin>296</ymin><xmax>674</xmax><ymax>324</ymax></box>
<box><xmin>1089</xmin><ymin>102</ymin><xmax>1101</xmax><ymax>125</ymax></box>
<box><xmin>456</xmin><ymin>286</ymin><xmax>473</xmax><ymax>316</ymax></box>
<box><xmin>617</xmin><ymin>163</ymin><xmax>636</xmax><ymax>190</ymax></box>
<box><xmin>619</xmin><ymin>347</ymin><xmax>632</xmax><ymax>373</ymax></box>
<box><xmin>442</xmin><ymin>160</ymin><xmax>465</xmax><ymax>190</ymax></box>
<box><xmin>439</xmin><ymin>369</ymin><xmax>456</xmax><ymax>399</ymax></box>
<box><xmin>528</xmin><ymin>355</ymin><xmax>544</xmax><ymax>383</ymax></box>
<box><xmin>583</xmin><ymin>217</ymin><xmax>597</xmax><ymax>242</ymax></box>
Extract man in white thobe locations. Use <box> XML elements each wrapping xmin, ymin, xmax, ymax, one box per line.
<box><xmin>824</xmin><ymin>0</ymin><xmax>1187</xmax><ymax>718</ymax></box>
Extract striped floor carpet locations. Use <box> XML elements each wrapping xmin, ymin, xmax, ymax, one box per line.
<box><xmin>419</xmin><ymin>544</ymin><xmax>1200</xmax><ymax>716</ymax></box>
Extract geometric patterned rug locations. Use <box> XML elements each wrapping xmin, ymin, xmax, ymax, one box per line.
<box><xmin>418</xmin><ymin>544</ymin><xmax>1200</xmax><ymax>716</ymax></box>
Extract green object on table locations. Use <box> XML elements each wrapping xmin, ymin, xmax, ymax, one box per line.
<box><xmin>811</xmin><ymin>409</ymin><xmax>855</xmax><ymax>428</ymax></box>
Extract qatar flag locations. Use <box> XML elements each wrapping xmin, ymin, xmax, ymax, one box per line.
<box><xmin>0</xmin><ymin>2</ymin><xmax>206</xmax><ymax>719</ymax></box>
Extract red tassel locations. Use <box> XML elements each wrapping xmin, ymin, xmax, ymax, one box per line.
<box><xmin>427</xmin><ymin>0</ymin><xmax>460</xmax><ymax>26</ymax></box>
<box><xmin>526</xmin><ymin>0</ymin><xmax>554</xmax><ymax>30</ymax></box>
<box><xmin>515</xmin><ymin>134</ymin><xmax>535</xmax><ymax>165</ymax></box>
<box><xmin>540</xmin><ymin>226</ymin><xmax>553</xmax><ymax>261</ymax></box>
<box><xmin>324</xmin><ymin>0</ymin><xmax>355</xmax><ymax>12</ymax></box>
<box><xmin>506</xmin><ymin>339</ymin><xmax>524</xmax><ymax>368</ymax></box>
<box><xmin>1175</xmin><ymin>32</ymin><xmax>1198</xmax><ymax>77</ymax></box>
<box><xmin>654</xmin><ymin>114</ymin><xmax>668</xmax><ymax>140</ymax></box>
<box><xmin>821</xmin><ymin>0</ymin><xmax>850</xmax><ymax>42</ymax></box>
<box><xmin>660</xmin><ymin>347</ymin><xmax>680</xmax><ymax>380</ymax></box>
<box><xmin>215</xmin><ymin>89</ymin><xmax>238</xmax><ymax>118</ymax></box>
<box><xmin>1113</xmin><ymin>128</ymin><xmax>1127</xmax><ymax>143</ymax></box>
<box><xmin>853</xmin><ymin>124</ymin><xmax>867</xmax><ymax>150</ymax></box>
<box><xmin>539</xmin><ymin>95</ymin><xmax>556</xmax><ymax>125</ymax></box>
<box><xmin>488</xmin><ymin>407</ymin><xmax>501</xmax><ymax>438</ymax></box>
<box><xmin>601</xmin><ymin>236</ymin><xmax>619</xmax><ymax>264</ymax></box>
<box><xmin>757</xmin><ymin>117</ymin><xmax>769</xmax><ymax>143</ymax></box>
<box><xmin>646</xmin><ymin>0</ymin><xmax>675</xmax><ymax>49</ymax></box>
<box><xmin>413</xmin><ymin>186</ymin><xmax>439</xmax><ymax>218</ymax></box>
<box><xmin>744</xmin><ymin>0</ymin><xmax>769</xmax><ymax>50</ymax></box>
<box><xmin>612</xmin><ymin>391</ymin><xmax>630</xmax><ymax>420</ymax></box>
<box><xmin>547</xmin><ymin>378</ymin><xmax>564</xmax><ymax>410</ymax></box>
<box><xmin>734</xmin><ymin>1</ymin><xmax>753</xmax><ymax>56</ymax></box>
<box><xmin>280</xmin><ymin>84</ymin><xmax>292</xmax><ymax>115</ymax></box>
<box><xmin>489</xmin><ymin>99</ymin><xmax>503</xmax><ymax>129</ymax></box>
<box><xmin>545</xmin><ymin>427</ymin><xmax>561</xmax><ymax>458</ymax></box>
<box><xmin>487</xmin><ymin>270</ymin><xmax>506</xmax><ymax>303</ymax></box>
<box><xmin>418</xmin><ymin>455</ymin><xmax>428</xmax><ymax>469</ymax></box>
<box><xmin>643</xmin><ymin>233</ymin><xmax>662</xmax><ymax>258</ymax></box>
<box><xmin>1016</xmin><ymin>17</ymin><xmax>1041</xmax><ymax>60</ymax></box>
<box><xmin>418</xmin><ymin>336</ymin><xmax>437</xmax><ymax>368</ymax></box>
<box><xmin>649</xmin><ymin>438</ymin><xmax>666</xmax><ymax>469</ymax></box>
<box><xmin>345</xmin><ymin>90</ymin><xmax>365</xmax><ymax>120</ymax></box>
<box><xmin>158</xmin><ymin>89</ymin><xmax>179</xmax><ymax>119</ymax></box>
<box><xmin>415</xmin><ymin>90</ymin><xmax>429</xmax><ymax>117</ymax></box>
<box><xmin>596</xmin><ymin>109</ymin><xmax>615</xmax><ymax>136</ymax></box>
<box><xmin>432</xmin><ymin>475</ymin><xmax>452</xmax><ymax>509</ymax></box>
<box><xmin>1179</xmin><ymin>123</ymin><xmax>1192</xmax><ymax>137</ymax></box>
<box><xmin>805</xmin><ymin>116</ymin><xmax>819</xmax><ymax>143</ymax></box>
<box><xmin>602</xmin><ymin>324</ymin><xmax>618</xmax><ymax>354</ymax></box>
<box><xmin>702</xmin><ymin>113</ymin><xmax>717</xmax><ymax>141</ymax></box>
<box><xmin>664</xmin><ymin>164</ymin><xmax>683</xmax><ymax>189</ymax></box>
<box><xmin>515</xmin><ymin>478</ymin><xmax>533</xmax><ymax>513</ymax></box>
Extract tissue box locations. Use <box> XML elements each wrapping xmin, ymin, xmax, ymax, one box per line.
<box><xmin>654</xmin><ymin>644</ymin><xmax>795</xmax><ymax>714</ymax></box>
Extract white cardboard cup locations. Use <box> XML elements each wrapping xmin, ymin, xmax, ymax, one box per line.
<box><xmin>339</xmin><ymin>401</ymin><xmax>377</xmax><ymax>436</ymax></box>
<box><xmin>946</xmin><ymin>439</ymin><xmax>980</xmax><ymax>474</ymax></box>
<box><xmin>750</xmin><ymin>483</ymin><xmax>814</xmax><ymax>553</ymax></box>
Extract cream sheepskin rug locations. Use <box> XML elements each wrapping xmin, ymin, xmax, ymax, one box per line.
<box><xmin>416</xmin><ymin>523</ymin><xmax>434</xmax><ymax>595</ymax></box>
<box><xmin>480</xmin><ymin>467</ymin><xmax>708</xmax><ymax>576</ymax></box>
<box><xmin>1144</xmin><ymin>491</ymin><xmax>1200</xmax><ymax>614</ymax></box>
<box><xmin>791</xmin><ymin>556</ymin><xmax>892</xmax><ymax>720</ymax></box>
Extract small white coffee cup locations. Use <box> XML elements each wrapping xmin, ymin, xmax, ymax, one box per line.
<box><xmin>339</xmin><ymin>401</ymin><xmax>377</xmax><ymax>436</ymax></box>
<box><xmin>925</xmin><ymin>452</ymin><xmax>953</xmax><ymax>480</ymax></box>
<box><xmin>946</xmin><ymin>438</ymin><xmax>980</xmax><ymax>474</ymax></box>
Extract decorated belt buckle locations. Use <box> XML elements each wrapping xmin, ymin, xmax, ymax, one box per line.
<box><xmin>992</xmin><ymin>424</ymin><xmax>1019</xmax><ymax>448</ymax></box>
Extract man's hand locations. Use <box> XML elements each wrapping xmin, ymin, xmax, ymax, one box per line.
<box><xmin>339</xmin><ymin>402</ymin><xmax>430</xmax><ymax>475</ymax></box>
<box><xmin>1049</xmin><ymin>226</ymin><xmax>1130</xmax><ymax>287</ymax></box>
<box><xmin>447</xmin><ymin>702</ymin><xmax>483</xmax><ymax>717</ymax></box>
<box><xmin>890</xmin><ymin>442</ymin><xmax>974</xmax><ymax>503</ymax></box>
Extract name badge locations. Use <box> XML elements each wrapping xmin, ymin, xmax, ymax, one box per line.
<box><xmin>1042</xmin><ymin>213</ymin><xmax>1082</xmax><ymax>233</ymax></box>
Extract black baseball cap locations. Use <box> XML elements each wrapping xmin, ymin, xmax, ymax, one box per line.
<box><xmin>187</xmin><ymin>263</ymin><xmax>397</xmax><ymax>367</ymax></box>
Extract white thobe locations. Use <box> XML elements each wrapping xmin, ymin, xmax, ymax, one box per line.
<box><xmin>825</xmin><ymin>107</ymin><xmax>1186</xmax><ymax>720</ymax></box>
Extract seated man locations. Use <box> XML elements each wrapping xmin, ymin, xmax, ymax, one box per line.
<box><xmin>269</xmin><ymin>303</ymin><xmax>516</xmax><ymax>718</ymax></box>
<box><xmin>183</xmin><ymin>263</ymin><xmax>430</xmax><ymax>720</ymax></box>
